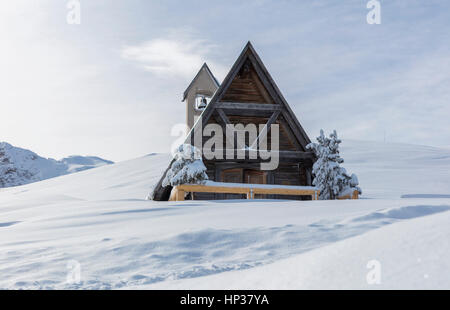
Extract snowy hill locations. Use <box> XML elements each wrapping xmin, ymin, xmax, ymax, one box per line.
<box><xmin>0</xmin><ymin>140</ymin><xmax>449</xmax><ymax>289</ymax></box>
<box><xmin>60</xmin><ymin>155</ymin><xmax>114</xmax><ymax>174</ymax></box>
<box><xmin>0</xmin><ymin>142</ymin><xmax>113</xmax><ymax>188</ymax></box>
<box><xmin>341</xmin><ymin>140</ymin><xmax>450</xmax><ymax>199</ymax></box>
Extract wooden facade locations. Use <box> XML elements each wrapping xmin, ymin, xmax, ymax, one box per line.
<box><xmin>152</xmin><ymin>42</ymin><xmax>315</xmax><ymax>201</ymax></box>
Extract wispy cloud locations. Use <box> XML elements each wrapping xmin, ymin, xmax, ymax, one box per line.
<box><xmin>121</xmin><ymin>37</ymin><xmax>226</xmax><ymax>80</ymax></box>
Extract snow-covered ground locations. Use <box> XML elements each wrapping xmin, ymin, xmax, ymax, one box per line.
<box><xmin>0</xmin><ymin>140</ymin><xmax>449</xmax><ymax>289</ymax></box>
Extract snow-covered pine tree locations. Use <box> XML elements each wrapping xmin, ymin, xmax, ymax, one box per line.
<box><xmin>307</xmin><ymin>130</ymin><xmax>361</xmax><ymax>200</ymax></box>
<box><xmin>306</xmin><ymin>130</ymin><xmax>341</xmax><ymax>200</ymax></box>
<box><xmin>162</xmin><ymin>144</ymin><xmax>209</xmax><ymax>187</ymax></box>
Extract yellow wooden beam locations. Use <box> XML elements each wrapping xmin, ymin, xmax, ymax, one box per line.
<box><xmin>171</xmin><ymin>184</ymin><xmax>321</xmax><ymax>202</ymax></box>
<box><xmin>178</xmin><ymin>184</ymin><xmax>250</xmax><ymax>195</ymax></box>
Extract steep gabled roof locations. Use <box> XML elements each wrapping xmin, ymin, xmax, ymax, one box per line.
<box><xmin>182</xmin><ymin>63</ymin><xmax>220</xmax><ymax>102</ymax></box>
<box><xmin>183</xmin><ymin>41</ymin><xmax>311</xmax><ymax>148</ymax></box>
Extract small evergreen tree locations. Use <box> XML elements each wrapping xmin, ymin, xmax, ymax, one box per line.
<box><xmin>162</xmin><ymin>144</ymin><xmax>208</xmax><ymax>187</ymax></box>
<box><xmin>307</xmin><ymin>130</ymin><xmax>361</xmax><ymax>200</ymax></box>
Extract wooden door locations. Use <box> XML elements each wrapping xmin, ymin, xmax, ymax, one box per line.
<box><xmin>244</xmin><ymin>170</ymin><xmax>267</xmax><ymax>199</ymax></box>
<box><xmin>220</xmin><ymin>168</ymin><xmax>245</xmax><ymax>199</ymax></box>
<box><xmin>221</xmin><ymin>168</ymin><xmax>243</xmax><ymax>183</ymax></box>
<box><xmin>244</xmin><ymin>170</ymin><xmax>267</xmax><ymax>184</ymax></box>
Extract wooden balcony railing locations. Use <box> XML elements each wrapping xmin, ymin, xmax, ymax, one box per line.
<box><xmin>169</xmin><ymin>182</ymin><xmax>321</xmax><ymax>201</ymax></box>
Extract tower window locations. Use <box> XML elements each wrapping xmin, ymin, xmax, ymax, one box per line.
<box><xmin>195</xmin><ymin>95</ymin><xmax>210</xmax><ymax>111</ymax></box>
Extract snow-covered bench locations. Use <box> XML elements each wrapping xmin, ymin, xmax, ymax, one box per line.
<box><xmin>169</xmin><ymin>181</ymin><xmax>320</xmax><ymax>201</ymax></box>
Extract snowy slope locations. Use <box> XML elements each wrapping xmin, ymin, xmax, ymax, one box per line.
<box><xmin>60</xmin><ymin>155</ymin><xmax>114</xmax><ymax>173</ymax></box>
<box><xmin>0</xmin><ymin>141</ymin><xmax>449</xmax><ymax>289</ymax></box>
<box><xmin>341</xmin><ymin>140</ymin><xmax>450</xmax><ymax>199</ymax></box>
<box><xmin>144</xmin><ymin>208</ymin><xmax>450</xmax><ymax>290</ymax></box>
<box><xmin>0</xmin><ymin>142</ymin><xmax>113</xmax><ymax>188</ymax></box>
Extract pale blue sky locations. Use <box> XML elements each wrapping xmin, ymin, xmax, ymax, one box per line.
<box><xmin>1</xmin><ymin>1</ymin><xmax>449</xmax><ymax>161</ymax></box>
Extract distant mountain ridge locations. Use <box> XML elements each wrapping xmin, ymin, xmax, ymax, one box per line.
<box><xmin>0</xmin><ymin>142</ymin><xmax>113</xmax><ymax>188</ymax></box>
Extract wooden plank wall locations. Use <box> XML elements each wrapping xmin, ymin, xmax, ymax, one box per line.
<box><xmin>221</xmin><ymin>61</ymin><xmax>272</xmax><ymax>104</ymax></box>
<box><xmin>205</xmin><ymin>115</ymin><xmax>298</xmax><ymax>152</ymax></box>
<box><xmin>186</xmin><ymin>57</ymin><xmax>313</xmax><ymax>201</ymax></box>
<box><xmin>191</xmin><ymin>161</ymin><xmax>310</xmax><ymax>201</ymax></box>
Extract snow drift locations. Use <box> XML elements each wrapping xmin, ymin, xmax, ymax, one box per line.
<box><xmin>0</xmin><ymin>140</ymin><xmax>449</xmax><ymax>289</ymax></box>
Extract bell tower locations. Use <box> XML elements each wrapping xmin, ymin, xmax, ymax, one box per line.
<box><xmin>182</xmin><ymin>63</ymin><xmax>220</xmax><ymax>133</ymax></box>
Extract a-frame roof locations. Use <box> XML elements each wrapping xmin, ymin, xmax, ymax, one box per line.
<box><xmin>184</xmin><ymin>41</ymin><xmax>311</xmax><ymax>149</ymax></box>
<box><xmin>182</xmin><ymin>63</ymin><xmax>220</xmax><ymax>102</ymax></box>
